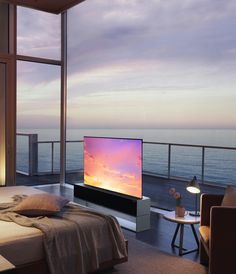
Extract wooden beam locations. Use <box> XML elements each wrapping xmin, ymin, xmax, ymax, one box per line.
<box><xmin>3</xmin><ymin>0</ymin><xmax>86</xmax><ymax>14</ymax></box>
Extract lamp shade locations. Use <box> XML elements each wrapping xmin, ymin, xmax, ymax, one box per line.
<box><xmin>186</xmin><ymin>176</ymin><xmax>200</xmax><ymax>194</ymax></box>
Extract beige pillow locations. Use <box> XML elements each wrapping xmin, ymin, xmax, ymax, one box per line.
<box><xmin>221</xmin><ymin>186</ymin><xmax>236</xmax><ymax>207</ymax></box>
<box><xmin>14</xmin><ymin>193</ymin><xmax>69</xmax><ymax>216</ymax></box>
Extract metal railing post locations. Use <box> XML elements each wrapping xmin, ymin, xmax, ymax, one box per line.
<box><xmin>201</xmin><ymin>146</ymin><xmax>205</xmax><ymax>182</ymax></box>
<box><xmin>28</xmin><ymin>134</ymin><xmax>38</xmax><ymax>176</ymax></box>
<box><xmin>168</xmin><ymin>144</ymin><xmax>171</xmax><ymax>179</ymax></box>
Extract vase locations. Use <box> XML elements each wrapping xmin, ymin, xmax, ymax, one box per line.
<box><xmin>175</xmin><ymin>206</ymin><xmax>186</xmax><ymax>217</ymax></box>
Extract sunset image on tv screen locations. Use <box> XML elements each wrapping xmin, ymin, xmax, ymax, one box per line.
<box><xmin>84</xmin><ymin>137</ymin><xmax>142</xmax><ymax>199</ymax></box>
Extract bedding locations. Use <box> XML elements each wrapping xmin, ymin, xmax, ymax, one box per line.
<box><xmin>13</xmin><ymin>193</ymin><xmax>69</xmax><ymax>216</ymax></box>
<box><xmin>0</xmin><ymin>187</ymin><xmax>46</xmax><ymax>266</ymax></box>
<box><xmin>0</xmin><ymin>186</ymin><xmax>128</xmax><ymax>274</ymax></box>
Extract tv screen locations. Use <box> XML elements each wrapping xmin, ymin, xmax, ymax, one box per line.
<box><xmin>84</xmin><ymin>136</ymin><xmax>142</xmax><ymax>199</ymax></box>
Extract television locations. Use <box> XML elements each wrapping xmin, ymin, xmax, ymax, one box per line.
<box><xmin>84</xmin><ymin>136</ymin><xmax>143</xmax><ymax>199</ymax></box>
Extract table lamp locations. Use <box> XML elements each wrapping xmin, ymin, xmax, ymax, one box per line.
<box><xmin>186</xmin><ymin>176</ymin><xmax>200</xmax><ymax>216</ymax></box>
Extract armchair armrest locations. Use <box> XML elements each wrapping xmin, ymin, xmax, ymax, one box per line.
<box><xmin>200</xmin><ymin>194</ymin><xmax>223</xmax><ymax>226</ymax></box>
<box><xmin>209</xmin><ymin>206</ymin><xmax>236</xmax><ymax>274</ymax></box>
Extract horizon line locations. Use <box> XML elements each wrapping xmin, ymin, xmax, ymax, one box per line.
<box><xmin>17</xmin><ymin>127</ymin><xmax>236</xmax><ymax>130</ymax></box>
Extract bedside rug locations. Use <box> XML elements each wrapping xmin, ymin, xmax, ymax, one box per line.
<box><xmin>102</xmin><ymin>234</ymin><xmax>207</xmax><ymax>274</ymax></box>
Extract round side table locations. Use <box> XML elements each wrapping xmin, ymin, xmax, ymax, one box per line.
<box><xmin>163</xmin><ymin>211</ymin><xmax>200</xmax><ymax>256</ymax></box>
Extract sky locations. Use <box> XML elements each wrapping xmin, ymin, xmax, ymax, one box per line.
<box><xmin>16</xmin><ymin>0</ymin><xmax>236</xmax><ymax>129</ymax></box>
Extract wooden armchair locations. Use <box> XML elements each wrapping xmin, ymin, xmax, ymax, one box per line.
<box><xmin>199</xmin><ymin>193</ymin><xmax>236</xmax><ymax>274</ymax></box>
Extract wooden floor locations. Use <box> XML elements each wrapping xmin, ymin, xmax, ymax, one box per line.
<box><xmin>35</xmin><ymin>183</ymin><xmax>205</xmax><ymax>263</ymax></box>
<box><xmin>17</xmin><ymin>172</ymin><xmax>225</xmax><ymax>211</ymax></box>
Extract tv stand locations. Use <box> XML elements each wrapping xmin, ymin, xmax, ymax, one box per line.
<box><xmin>74</xmin><ymin>183</ymin><xmax>150</xmax><ymax>232</ymax></box>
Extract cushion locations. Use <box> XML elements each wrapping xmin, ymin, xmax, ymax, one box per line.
<box><xmin>221</xmin><ymin>186</ymin><xmax>236</xmax><ymax>207</ymax></box>
<box><xmin>13</xmin><ymin>193</ymin><xmax>69</xmax><ymax>216</ymax></box>
<box><xmin>199</xmin><ymin>226</ymin><xmax>210</xmax><ymax>246</ymax></box>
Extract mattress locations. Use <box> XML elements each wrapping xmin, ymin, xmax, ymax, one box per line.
<box><xmin>0</xmin><ymin>186</ymin><xmax>45</xmax><ymax>266</ymax></box>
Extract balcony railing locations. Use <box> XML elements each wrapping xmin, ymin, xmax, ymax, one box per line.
<box><xmin>16</xmin><ymin>133</ymin><xmax>236</xmax><ymax>185</ymax></box>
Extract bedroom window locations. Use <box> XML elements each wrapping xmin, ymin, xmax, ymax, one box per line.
<box><xmin>66</xmin><ymin>0</ymin><xmax>236</xmax><ymax>193</ymax></box>
<box><xmin>17</xmin><ymin>61</ymin><xmax>61</xmax><ymax>177</ymax></box>
<box><xmin>16</xmin><ymin>6</ymin><xmax>62</xmax><ymax>185</ymax></box>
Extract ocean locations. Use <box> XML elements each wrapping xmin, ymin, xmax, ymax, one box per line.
<box><xmin>16</xmin><ymin>128</ymin><xmax>236</xmax><ymax>185</ymax></box>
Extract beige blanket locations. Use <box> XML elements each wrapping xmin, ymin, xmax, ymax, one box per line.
<box><xmin>0</xmin><ymin>199</ymin><xmax>127</xmax><ymax>274</ymax></box>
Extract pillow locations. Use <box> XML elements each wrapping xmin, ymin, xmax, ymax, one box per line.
<box><xmin>221</xmin><ymin>186</ymin><xmax>236</xmax><ymax>207</ymax></box>
<box><xmin>13</xmin><ymin>193</ymin><xmax>69</xmax><ymax>216</ymax></box>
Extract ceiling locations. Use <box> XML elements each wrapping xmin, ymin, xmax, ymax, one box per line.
<box><xmin>4</xmin><ymin>0</ymin><xmax>86</xmax><ymax>14</ymax></box>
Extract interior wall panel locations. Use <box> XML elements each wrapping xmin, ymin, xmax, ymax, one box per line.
<box><xmin>0</xmin><ymin>3</ymin><xmax>9</xmax><ymax>53</ymax></box>
<box><xmin>0</xmin><ymin>62</ymin><xmax>6</xmax><ymax>185</ymax></box>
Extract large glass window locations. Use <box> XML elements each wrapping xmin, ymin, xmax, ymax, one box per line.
<box><xmin>67</xmin><ymin>1</ymin><xmax>236</xmax><ymax>206</ymax></box>
<box><xmin>17</xmin><ymin>6</ymin><xmax>61</xmax><ymax>60</ymax></box>
<box><xmin>16</xmin><ymin>5</ymin><xmax>61</xmax><ymax>186</ymax></box>
<box><xmin>67</xmin><ymin>0</ymin><xmax>236</xmax><ymax>132</ymax></box>
<box><xmin>17</xmin><ymin>61</ymin><xmax>60</xmax><ymax>184</ymax></box>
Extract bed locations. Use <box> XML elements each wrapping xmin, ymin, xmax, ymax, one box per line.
<box><xmin>0</xmin><ymin>186</ymin><xmax>128</xmax><ymax>274</ymax></box>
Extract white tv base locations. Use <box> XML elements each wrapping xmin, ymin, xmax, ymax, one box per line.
<box><xmin>74</xmin><ymin>183</ymin><xmax>151</xmax><ymax>232</ymax></box>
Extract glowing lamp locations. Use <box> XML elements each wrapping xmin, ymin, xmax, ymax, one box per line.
<box><xmin>186</xmin><ymin>176</ymin><xmax>200</xmax><ymax>216</ymax></box>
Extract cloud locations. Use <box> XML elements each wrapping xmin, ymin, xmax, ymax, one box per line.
<box><xmin>17</xmin><ymin>0</ymin><xmax>236</xmax><ymax>129</ymax></box>
<box><xmin>17</xmin><ymin>60</ymin><xmax>60</xmax><ymax>85</ymax></box>
<box><xmin>17</xmin><ymin>6</ymin><xmax>61</xmax><ymax>60</ymax></box>
<box><xmin>17</xmin><ymin>114</ymin><xmax>60</xmax><ymax>129</ymax></box>
<box><xmin>67</xmin><ymin>0</ymin><xmax>236</xmax><ymax>77</ymax></box>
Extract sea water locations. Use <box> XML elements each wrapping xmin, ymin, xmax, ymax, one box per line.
<box><xmin>16</xmin><ymin>128</ymin><xmax>236</xmax><ymax>185</ymax></box>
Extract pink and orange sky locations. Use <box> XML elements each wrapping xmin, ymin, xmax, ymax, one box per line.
<box><xmin>84</xmin><ymin>137</ymin><xmax>142</xmax><ymax>198</ymax></box>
